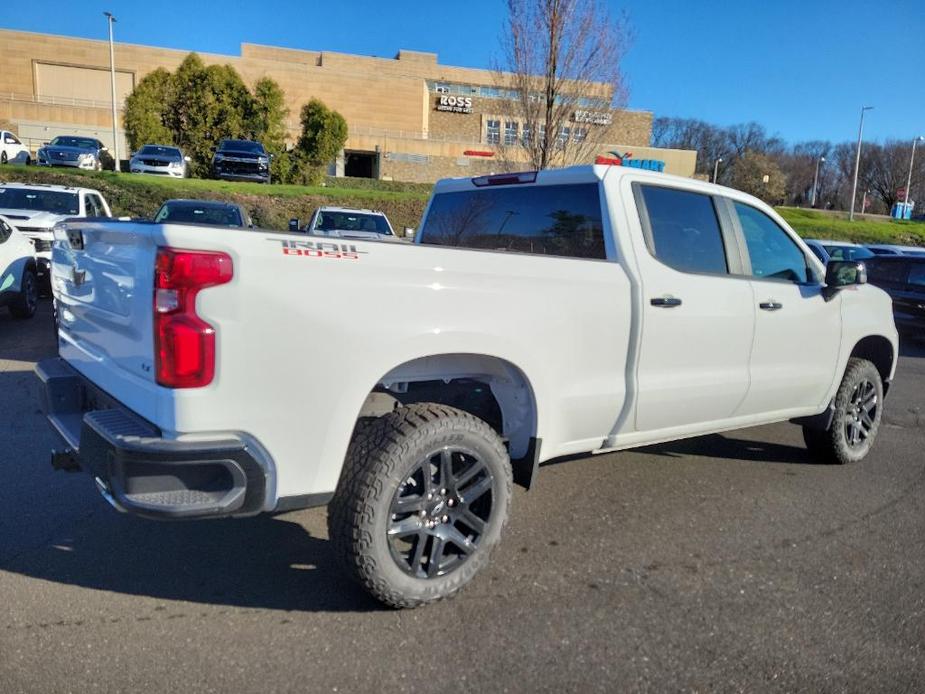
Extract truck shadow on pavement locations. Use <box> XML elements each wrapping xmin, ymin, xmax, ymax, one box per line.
<box><xmin>3</xmin><ymin>507</ymin><xmax>385</xmax><ymax>613</ymax></box>
<box><xmin>636</xmin><ymin>433</ymin><xmax>821</xmax><ymax>465</ymax></box>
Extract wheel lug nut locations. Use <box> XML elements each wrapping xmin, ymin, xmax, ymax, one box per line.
<box><xmin>442</xmin><ymin>515</ymin><xmax>449</xmax><ymax>523</ymax></box>
<box><xmin>419</xmin><ymin>510</ymin><xmax>427</xmax><ymax>517</ymax></box>
<box><xmin>440</xmin><ymin>488</ymin><xmax>447</xmax><ymax>495</ymax></box>
<box><xmin>447</xmin><ymin>499</ymin><xmax>455</xmax><ymax>507</ymax></box>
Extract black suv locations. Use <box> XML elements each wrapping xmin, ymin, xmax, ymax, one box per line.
<box><xmin>211</xmin><ymin>139</ymin><xmax>271</xmax><ymax>184</ymax></box>
<box><xmin>865</xmin><ymin>255</ymin><xmax>925</xmax><ymax>334</ymax></box>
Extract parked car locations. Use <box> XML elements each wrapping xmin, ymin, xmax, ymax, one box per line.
<box><xmin>211</xmin><ymin>139</ymin><xmax>271</xmax><ymax>184</ymax></box>
<box><xmin>303</xmin><ymin>206</ymin><xmax>397</xmax><ymax>240</ymax></box>
<box><xmin>36</xmin><ymin>136</ymin><xmax>115</xmax><ymax>171</ymax></box>
<box><xmin>0</xmin><ymin>130</ymin><xmax>31</xmax><ymax>165</ymax></box>
<box><xmin>865</xmin><ymin>256</ymin><xmax>925</xmax><ymax>334</ymax></box>
<box><xmin>39</xmin><ymin>164</ymin><xmax>897</xmax><ymax>608</ymax></box>
<box><xmin>153</xmin><ymin>199</ymin><xmax>253</xmax><ymax>228</ymax></box>
<box><xmin>804</xmin><ymin>239</ymin><xmax>875</xmax><ymax>264</ymax></box>
<box><xmin>0</xmin><ymin>214</ymin><xmax>38</xmax><ymax>318</ymax></box>
<box><xmin>0</xmin><ymin>183</ymin><xmax>112</xmax><ymax>287</ymax></box>
<box><xmin>129</xmin><ymin>145</ymin><xmax>190</xmax><ymax>178</ymax></box>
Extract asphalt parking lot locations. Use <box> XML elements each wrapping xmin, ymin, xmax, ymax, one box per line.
<box><xmin>1</xmin><ymin>301</ymin><xmax>923</xmax><ymax>693</ymax></box>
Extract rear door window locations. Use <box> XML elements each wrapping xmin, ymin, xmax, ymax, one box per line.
<box><xmin>418</xmin><ymin>183</ymin><xmax>606</xmax><ymax>259</ymax></box>
<box><xmin>638</xmin><ymin>185</ymin><xmax>728</xmax><ymax>274</ymax></box>
<box><xmin>83</xmin><ymin>194</ymin><xmax>100</xmax><ymax>217</ymax></box>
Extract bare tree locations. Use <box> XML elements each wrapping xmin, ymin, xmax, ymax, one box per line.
<box><xmin>492</xmin><ymin>0</ymin><xmax>631</xmax><ymax>170</ymax></box>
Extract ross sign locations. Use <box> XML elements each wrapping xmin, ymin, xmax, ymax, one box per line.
<box><xmin>573</xmin><ymin>110</ymin><xmax>613</xmax><ymax>126</ymax></box>
<box><xmin>435</xmin><ymin>95</ymin><xmax>473</xmax><ymax>114</ymax></box>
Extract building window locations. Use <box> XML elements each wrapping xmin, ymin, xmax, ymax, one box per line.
<box><xmin>434</xmin><ymin>82</ymin><xmax>449</xmax><ymax>94</ymax></box>
<box><xmin>486</xmin><ymin>119</ymin><xmax>501</xmax><ymax>145</ymax></box>
<box><xmin>504</xmin><ymin>121</ymin><xmax>519</xmax><ymax>146</ymax></box>
<box><xmin>573</xmin><ymin>127</ymin><xmax>588</xmax><ymax>143</ymax></box>
<box><xmin>557</xmin><ymin>126</ymin><xmax>571</xmax><ymax>147</ymax></box>
<box><xmin>538</xmin><ymin>124</ymin><xmax>547</xmax><ymax>146</ymax></box>
<box><xmin>522</xmin><ymin>123</ymin><xmax>532</xmax><ymax>145</ymax></box>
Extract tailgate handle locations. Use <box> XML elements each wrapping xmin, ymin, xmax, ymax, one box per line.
<box><xmin>66</xmin><ymin>229</ymin><xmax>85</xmax><ymax>250</ymax></box>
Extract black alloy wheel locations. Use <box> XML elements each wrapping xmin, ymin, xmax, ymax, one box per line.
<box><xmin>387</xmin><ymin>446</ymin><xmax>494</xmax><ymax>579</ymax></box>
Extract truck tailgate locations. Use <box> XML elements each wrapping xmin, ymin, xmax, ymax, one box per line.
<box><xmin>52</xmin><ymin>220</ymin><xmax>160</xmax><ymax>417</ymax></box>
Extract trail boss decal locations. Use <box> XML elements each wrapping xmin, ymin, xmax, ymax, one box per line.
<box><xmin>269</xmin><ymin>238</ymin><xmax>368</xmax><ymax>260</ymax></box>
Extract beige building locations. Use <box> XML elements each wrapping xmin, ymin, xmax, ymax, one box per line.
<box><xmin>0</xmin><ymin>28</ymin><xmax>696</xmax><ymax>182</ymax></box>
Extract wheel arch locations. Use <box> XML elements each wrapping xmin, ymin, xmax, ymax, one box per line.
<box><xmin>849</xmin><ymin>335</ymin><xmax>895</xmax><ymax>395</ymax></box>
<box><xmin>359</xmin><ymin>353</ymin><xmax>539</xmax><ymax>462</ymax></box>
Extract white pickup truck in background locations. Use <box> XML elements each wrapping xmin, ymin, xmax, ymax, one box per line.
<box><xmin>0</xmin><ymin>183</ymin><xmax>112</xmax><ymax>287</ymax></box>
<box><xmin>38</xmin><ymin>164</ymin><xmax>897</xmax><ymax>608</ymax></box>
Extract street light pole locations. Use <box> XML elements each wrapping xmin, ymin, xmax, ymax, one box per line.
<box><xmin>104</xmin><ymin>12</ymin><xmax>119</xmax><ymax>171</ymax></box>
<box><xmin>903</xmin><ymin>136</ymin><xmax>924</xmax><ymax>218</ymax></box>
<box><xmin>712</xmin><ymin>157</ymin><xmax>723</xmax><ymax>184</ymax></box>
<box><xmin>849</xmin><ymin>106</ymin><xmax>874</xmax><ymax>221</ymax></box>
<box><xmin>811</xmin><ymin>156</ymin><xmax>825</xmax><ymax>208</ymax></box>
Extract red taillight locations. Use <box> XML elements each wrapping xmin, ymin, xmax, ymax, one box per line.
<box><xmin>154</xmin><ymin>247</ymin><xmax>233</xmax><ymax>388</ymax></box>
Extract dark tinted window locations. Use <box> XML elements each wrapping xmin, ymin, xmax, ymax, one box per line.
<box><xmin>824</xmin><ymin>245</ymin><xmax>874</xmax><ymax>261</ymax></box>
<box><xmin>218</xmin><ymin>140</ymin><xmax>265</xmax><ymax>154</ymax></box>
<box><xmin>908</xmin><ymin>263</ymin><xmax>925</xmax><ymax>287</ymax></box>
<box><xmin>419</xmin><ymin>183</ymin><xmax>605</xmax><ymax>259</ymax></box>
<box><xmin>155</xmin><ymin>202</ymin><xmax>243</xmax><ymax>227</ymax></box>
<box><xmin>866</xmin><ymin>259</ymin><xmax>908</xmax><ymax>285</ymax></box>
<box><xmin>735</xmin><ymin>202</ymin><xmax>810</xmax><ymax>283</ymax></box>
<box><xmin>640</xmin><ymin>185</ymin><xmax>727</xmax><ymax>274</ymax></box>
<box><xmin>0</xmin><ymin>187</ymin><xmax>80</xmax><ymax>214</ymax></box>
<box><xmin>315</xmin><ymin>211</ymin><xmax>392</xmax><ymax>235</ymax></box>
<box><xmin>139</xmin><ymin>145</ymin><xmax>181</xmax><ymax>159</ymax></box>
<box><xmin>50</xmin><ymin>136</ymin><xmax>97</xmax><ymax>149</ymax></box>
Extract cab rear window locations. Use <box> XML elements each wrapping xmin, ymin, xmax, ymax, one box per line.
<box><xmin>418</xmin><ymin>183</ymin><xmax>606</xmax><ymax>260</ymax></box>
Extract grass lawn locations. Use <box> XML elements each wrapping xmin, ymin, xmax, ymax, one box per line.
<box><xmin>0</xmin><ymin>165</ymin><xmax>431</xmax><ymax>231</ymax></box>
<box><xmin>776</xmin><ymin>207</ymin><xmax>925</xmax><ymax>246</ymax></box>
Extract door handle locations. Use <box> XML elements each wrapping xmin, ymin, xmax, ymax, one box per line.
<box><xmin>650</xmin><ymin>296</ymin><xmax>682</xmax><ymax>307</ymax></box>
<box><xmin>759</xmin><ymin>301</ymin><xmax>783</xmax><ymax>311</ymax></box>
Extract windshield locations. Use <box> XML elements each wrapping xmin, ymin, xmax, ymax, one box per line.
<box><xmin>823</xmin><ymin>245</ymin><xmax>874</xmax><ymax>261</ymax></box>
<box><xmin>154</xmin><ymin>202</ymin><xmax>243</xmax><ymax>227</ymax></box>
<box><xmin>0</xmin><ymin>187</ymin><xmax>80</xmax><ymax>214</ymax></box>
<box><xmin>138</xmin><ymin>145</ymin><xmax>181</xmax><ymax>159</ymax></box>
<box><xmin>218</xmin><ymin>140</ymin><xmax>265</xmax><ymax>154</ymax></box>
<box><xmin>49</xmin><ymin>136</ymin><xmax>98</xmax><ymax>149</ymax></box>
<box><xmin>314</xmin><ymin>211</ymin><xmax>392</xmax><ymax>235</ymax></box>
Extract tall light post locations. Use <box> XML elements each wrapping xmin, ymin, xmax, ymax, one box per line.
<box><xmin>104</xmin><ymin>12</ymin><xmax>119</xmax><ymax>171</ymax></box>
<box><xmin>811</xmin><ymin>156</ymin><xmax>825</xmax><ymax>208</ymax></box>
<box><xmin>849</xmin><ymin>106</ymin><xmax>874</xmax><ymax>221</ymax></box>
<box><xmin>712</xmin><ymin>157</ymin><xmax>723</xmax><ymax>184</ymax></box>
<box><xmin>903</xmin><ymin>136</ymin><xmax>924</xmax><ymax>218</ymax></box>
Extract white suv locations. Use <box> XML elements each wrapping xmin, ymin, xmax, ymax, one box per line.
<box><xmin>0</xmin><ymin>214</ymin><xmax>38</xmax><ymax>318</ymax></box>
<box><xmin>0</xmin><ymin>183</ymin><xmax>111</xmax><ymax>286</ymax></box>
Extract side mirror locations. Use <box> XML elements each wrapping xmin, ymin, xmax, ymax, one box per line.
<box><xmin>288</xmin><ymin>218</ymin><xmax>300</xmax><ymax>232</ymax></box>
<box><xmin>823</xmin><ymin>260</ymin><xmax>867</xmax><ymax>300</ymax></box>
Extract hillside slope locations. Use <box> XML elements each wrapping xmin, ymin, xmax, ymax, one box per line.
<box><xmin>0</xmin><ymin>165</ymin><xmax>430</xmax><ymax>232</ymax></box>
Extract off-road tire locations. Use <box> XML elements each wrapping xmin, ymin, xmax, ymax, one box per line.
<box><xmin>328</xmin><ymin>403</ymin><xmax>513</xmax><ymax>608</ymax></box>
<box><xmin>803</xmin><ymin>358</ymin><xmax>883</xmax><ymax>464</ymax></box>
<box><xmin>9</xmin><ymin>269</ymin><xmax>37</xmax><ymax>319</ymax></box>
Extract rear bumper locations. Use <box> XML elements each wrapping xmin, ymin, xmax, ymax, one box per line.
<box><xmin>36</xmin><ymin>357</ymin><xmax>268</xmax><ymax>520</ymax></box>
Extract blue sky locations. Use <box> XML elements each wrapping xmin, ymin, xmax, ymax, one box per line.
<box><xmin>4</xmin><ymin>0</ymin><xmax>923</xmax><ymax>144</ymax></box>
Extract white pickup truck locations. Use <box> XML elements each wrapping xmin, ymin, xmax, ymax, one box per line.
<box><xmin>38</xmin><ymin>165</ymin><xmax>898</xmax><ymax>608</ymax></box>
